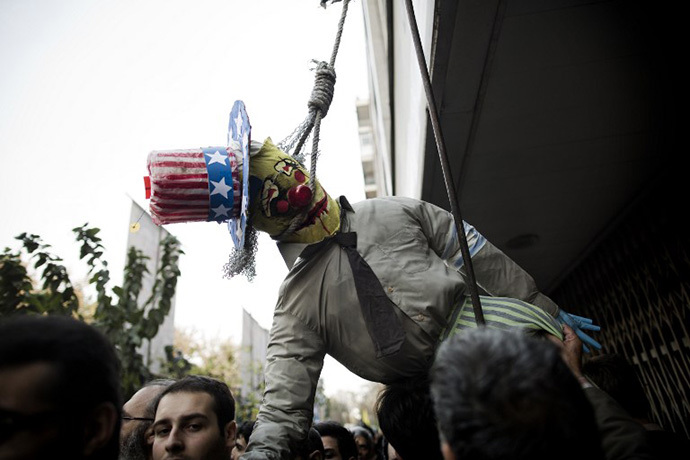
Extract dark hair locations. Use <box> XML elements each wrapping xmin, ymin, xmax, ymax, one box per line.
<box><xmin>313</xmin><ymin>421</ymin><xmax>358</xmax><ymax>460</ymax></box>
<box><xmin>431</xmin><ymin>328</ymin><xmax>604</xmax><ymax>460</ymax></box>
<box><xmin>0</xmin><ymin>315</ymin><xmax>122</xmax><ymax>459</ymax></box>
<box><xmin>582</xmin><ymin>353</ymin><xmax>651</xmax><ymax>420</ymax></box>
<box><xmin>237</xmin><ymin>419</ymin><xmax>256</xmax><ymax>441</ymax></box>
<box><xmin>376</xmin><ymin>379</ymin><xmax>443</xmax><ymax>460</ymax></box>
<box><xmin>157</xmin><ymin>375</ymin><xmax>235</xmax><ymax>432</ymax></box>
<box><xmin>290</xmin><ymin>427</ymin><xmax>325</xmax><ymax>459</ymax></box>
<box><xmin>351</xmin><ymin>426</ymin><xmax>372</xmax><ymax>444</ymax></box>
<box><xmin>144</xmin><ymin>378</ymin><xmax>177</xmax><ymax>388</ymax></box>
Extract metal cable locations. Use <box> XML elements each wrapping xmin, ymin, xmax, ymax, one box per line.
<box><xmin>402</xmin><ymin>0</ymin><xmax>485</xmax><ymax>325</ymax></box>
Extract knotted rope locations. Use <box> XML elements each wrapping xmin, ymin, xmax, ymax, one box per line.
<box><xmin>226</xmin><ymin>0</ymin><xmax>350</xmax><ymax>278</ymax></box>
<box><xmin>276</xmin><ymin>0</ymin><xmax>350</xmax><ymax>240</ymax></box>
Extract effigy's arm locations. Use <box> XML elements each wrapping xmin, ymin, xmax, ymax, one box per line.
<box><xmin>242</xmin><ymin>308</ymin><xmax>326</xmax><ymax>460</ymax></box>
<box><xmin>455</xmin><ymin>237</ymin><xmax>560</xmax><ymax>317</ymax></box>
<box><xmin>397</xmin><ymin>196</ymin><xmax>558</xmax><ymax>316</ymax></box>
<box><xmin>453</xmin><ymin>225</ymin><xmax>601</xmax><ymax>350</ymax></box>
<box><xmin>408</xmin><ymin>196</ymin><xmax>601</xmax><ymax>349</ymax></box>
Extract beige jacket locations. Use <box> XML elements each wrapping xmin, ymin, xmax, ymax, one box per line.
<box><xmin>243</xmin><ymin>196</ymin><xmax>559</xmax><ymax>459</ymax></box>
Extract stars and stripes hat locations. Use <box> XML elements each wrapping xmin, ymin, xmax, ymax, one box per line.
<box><xmin>145</xmin><ymin>146</ymin><xmax>242</xmax><ymax>225</ymax></box>
<box><xmin>144</xmin><ymin>100</ymin><xmax>253</xmax><ymax>252</ymax></box>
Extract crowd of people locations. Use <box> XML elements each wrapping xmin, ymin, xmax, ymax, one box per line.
<box><xmin>2</xmin><ymin>314</ymin><xmax>686</xmax><ymax>460</ymax></box>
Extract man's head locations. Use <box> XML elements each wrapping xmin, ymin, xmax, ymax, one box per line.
<box><xmin>313</xmin><ymin>421</ymin><xmax>357</xmax><ymax>460</ymax></box>
<box><xmin>231</xmin><ymin>420</ymin><xmax>255</xmax><ymax>460</ymax></box>
<box><xmin>375</xmin><ymin>379</ymin><xmax>442</xmax><ymax>460</ymax></box>
<box><xmin>350</xmin><ymin>427</ymin><xmax>374</xmax><ymax>460</ymax></box>
<box><xmin>290</xmin><ymin>427</ymin><xmax>325</xmax><ymax>460</ymax></box>
<box><xmin>431</xmin><ymin>328</ymin><xmax>603</xmax><ymax>460</ymax></box>
<box><xmin>151</xmin><ymin>375</ymin><xmax>236</xmax><ymax>460</ymax></box>
<box><xmin>120</xmin><ymin>379</ymin><xmax>175</xmax><ymax>460</ymax></box>
<box><xmin>0</xmin><ymin>315</ymin><xmax>121</xmax><ymax>460</ymax></box>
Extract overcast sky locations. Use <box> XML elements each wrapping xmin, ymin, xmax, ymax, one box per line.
<box><xmin>0</xmin><ymin>0</ymin><xmax>370</xmax><ymax>396</ymax></box>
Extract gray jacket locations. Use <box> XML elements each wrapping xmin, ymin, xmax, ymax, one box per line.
<box><xmin>243</xmin><ymin>196</ymin><xmax>560</xmax><ymax>459</ymax></box>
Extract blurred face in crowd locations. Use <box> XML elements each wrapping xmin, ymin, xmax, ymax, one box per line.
<box><xmin>321</xmin><ymin>436</ymin><xmax>342</xmax><ymax>460</ymax></box>
<box><xmin>354</xmin><ymin>435</ymin><xmax>373</xmax><ymax>460</ymax></box>
<box><xmin>230</xmin><ymin>433</ymin><xmax>249</xmax><ymax>460</ymax></box>
<box><xmin>151</xmin><ymin>391</ymin><xmax>235</xmax><ymax>460</ymax></box>
<box><xmin>0</xmin><ymin>316</ymin><xmax>120</xmax><ymax>460</ymax></box>
<box><xmin>0</xmin><ymin>362</ymin><xmax>63</xmax><ymax>459</ymax></box>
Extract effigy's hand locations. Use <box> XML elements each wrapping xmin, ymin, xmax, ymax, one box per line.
<box><xmin>557</xmin><ymin>310</ymin><xmax>602</xmax><ymax>353</ymax></box>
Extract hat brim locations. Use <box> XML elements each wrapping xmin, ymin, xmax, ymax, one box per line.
<box><xmin>227</xmin><ymin>100</ymin><xmax>252</xmax><ymax>249</ymax></box>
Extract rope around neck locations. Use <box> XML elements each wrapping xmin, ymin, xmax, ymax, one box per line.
<box><xmin>275</xmin><ymin>0</ymin><xmax>350</xmax><ymax>241</ymax></box>
<box><xmin>227</xmin><ymin>1</ymin><xmax>350</xmax><ymax>278</ymax></box>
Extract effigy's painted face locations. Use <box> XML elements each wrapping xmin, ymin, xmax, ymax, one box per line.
<box><xmin>244</xmin><ymin>138</ymin><xmax>340</xmax><ymax>243</ymax></box>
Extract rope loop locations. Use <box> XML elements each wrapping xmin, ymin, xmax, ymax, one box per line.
<box><xmin>273</xmin><ymin>0</ymin><xmax>350</xmax><ymax>242</ymax></box>
<box><xmin>308</xmin><ymin>61</ymin><xmax>337</xmax><ymax>118</ymax></box>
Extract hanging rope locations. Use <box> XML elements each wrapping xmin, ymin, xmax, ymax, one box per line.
<box><xmin>403</xmin><ymin>0</ymin><xmax>485</xmax><ymax>325</ymax></box>
<box><xmin>276</xmin><ymin>0</ymin><xmax>351</xmax><ymax>240</ymax></box>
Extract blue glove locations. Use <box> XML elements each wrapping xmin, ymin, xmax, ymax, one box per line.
<box><xmin>557</xmin><ymin>310</ymin><xmax>602</xmax><ymax>353</ymax></box>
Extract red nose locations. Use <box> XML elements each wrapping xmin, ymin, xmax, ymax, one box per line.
<box><xmin>276</xmin><ymin>200</ymin><xmax>289</xmax><ymax>214</ymax></box>
<box><xmin>287</xmin><ymin>184</ymin><xmax>312</xmax><ymax>209</ymax></box>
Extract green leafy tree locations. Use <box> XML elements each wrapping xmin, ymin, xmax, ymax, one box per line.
<box><xmin>1</xmin><ymin>233</ymin><xmax>79</xmax><ymax>317</ymax></box>
<box><xmin>163</xmin><ymin>344</ymin><xmax>194</xmax><ymax>379</ymax></box>
<box><xmin>164</xmin><ymin>328</ymin><xmax>241</xmax><ymax>386</ymax></box>
<box><xmin>0</xmin><ymin>224</ymin><xmax>183</xmax><ymax>399</ymax></box>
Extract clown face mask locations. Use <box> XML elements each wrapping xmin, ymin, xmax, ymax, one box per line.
<box><xmin>242</xmin><ymin>138</ymin><xmax>340</xmax><ymax>244</ymax></box>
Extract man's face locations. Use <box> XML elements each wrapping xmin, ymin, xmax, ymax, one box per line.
<box><xmin>151</xmin><ymin>391</ymin><xmax>235</xmax><ymax>460</ymax></box>
<box><xmin>121</xmin><ymin>386</ymin><xmax>165</xmax><ymax>442</ymax></box>
<box><xmin>0</xmin><ymin>362</ymin><xmax>65</xmax><ymax>460</ymax></box>
<box><xmin>354</xmin><ymin>435</ymin><xmax>372</xmax><ymax>460</ymax></box>
<box><xmin>230</xmin><ymin>434</ymin><xmax>247</xmax><ymax>460</ymax></box>
<box><xmin>120</xmin><ymin>421</ymin><xmax>152</xmax><ymax>460</ymax></box>
<box><xmin>120</xmin><ymin>385</ymin><xmax>167</xmax><ymax>460</ymax></box>
<box><xmin>321</xmin><ymin>436</ymin><xmax>342</xmax><ymax>460</ymax></box>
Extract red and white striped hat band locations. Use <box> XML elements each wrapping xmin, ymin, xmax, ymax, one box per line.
<box><xmin>146</xmin><ymin>147</ymin><xmax>241</xmax><ymax>225</ymax></box>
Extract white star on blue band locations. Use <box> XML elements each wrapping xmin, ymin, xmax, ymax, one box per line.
<box><xmin>202</xmin><ymin>147</ymin><xmax>235</xmax><ymax>222</ymax></box>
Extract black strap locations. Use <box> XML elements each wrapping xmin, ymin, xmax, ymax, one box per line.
<box><xmin>299</xmin><ymin>197</ymin><xmax>405</xmax><ymax>358</ymax></box>
<box><xmin>334</xmin><ymin>231</ymin><xmax>406</xmax><ymax>358</ymax></box>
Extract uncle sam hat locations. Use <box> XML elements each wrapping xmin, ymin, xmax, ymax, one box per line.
<box><xmin>145</xmin><ymin>101</ymin><xmax>252</xmax><ymax>249</ymax></box>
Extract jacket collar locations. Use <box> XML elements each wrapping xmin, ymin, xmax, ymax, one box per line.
<box><xmin>277</xmin><ymin>196</ymin><xmax>353</xmax><ymax>268</ymax></box>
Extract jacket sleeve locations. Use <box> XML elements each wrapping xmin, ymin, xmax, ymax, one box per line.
<box><xmin>584</xmin><ymin>386</ymin><xmax>654</xmax><ymax>460</ymax></box>
<box><xmin>241</xmin><ymin>306</ymin><xmax>326</xmax><ymax>460</ymax></box>
<box><xmin>411</xmin><ymin>197</ymin><xmax>560</xmax><ymax>317</ymax></box>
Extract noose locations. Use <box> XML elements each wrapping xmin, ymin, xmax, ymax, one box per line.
<box><xmin>275</xmin><ymin>0</ymin><xmax>350</xmax><ymax>240</ymax></box>
<box><xmin>225</xmin><ymin>0</ymin><xmax>350</xmax><ymax>278</ymax></box>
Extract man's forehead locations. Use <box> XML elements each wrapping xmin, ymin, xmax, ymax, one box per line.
<box><xmin>355</xmin><ymin>435</ymin><xmax>370</xmax><ymax>447</ymax></box>
<box><xmin>321</xmin><ymin>436</ymin><xmax>340</xmax><ymax>454</ymax></box>
<box><xmin>156</xmin><ymin>391</ymin><xmax>215</xmax><ymax>419</ymax></box>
